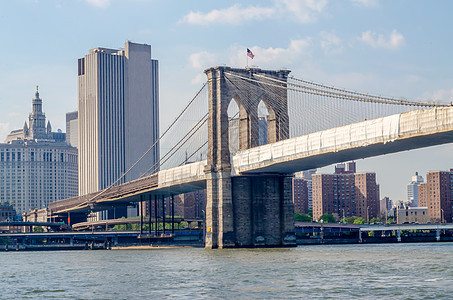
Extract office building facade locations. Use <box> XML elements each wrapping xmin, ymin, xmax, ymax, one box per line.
<box><xmin>77</xmin><ymin>41</ymin><xmax>159</xmax><ymax>200</ymax></box>
<box><xmin>1</xmin><ymin>88</ymin><xmax>78</xmax><ymax>215</ymax></box>
<box><xmin>66</xmin><ymin>111</ymin><xmax>78</xmax><ymax>148</ymax></box>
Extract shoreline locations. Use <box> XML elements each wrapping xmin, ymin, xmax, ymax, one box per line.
<box><xmin>111</xmin><ymin>245</ymin><xmax>199</xmax><ymax>250</ymax></box>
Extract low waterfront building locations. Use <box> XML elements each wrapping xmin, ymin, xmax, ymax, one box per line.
<box><xmin>396</xmin><ymin>203</ymin><xmax>428</xmax><ymax>224</ymax></box>
<box><xmin>0</xmin><ymin>202</ymin><xmax>16</xmax><ymax>221</ymax></box>
<box><xmin>23</xmin><ymin>208</ymin><xmax>49</xmax><ymax>223</ymax></box>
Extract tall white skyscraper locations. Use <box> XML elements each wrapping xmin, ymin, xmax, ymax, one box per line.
<box><xmin>407</xmin><ymin>172</ymin><xmax>424</xmax><ymax>207</ymax></box>
<box><xmin>77</xmin><ymin>41</ymin><xmax>159</xmax><ymax>199</ymax></box>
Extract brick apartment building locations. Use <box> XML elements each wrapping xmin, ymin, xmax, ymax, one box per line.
<box><xmin>312</xmin><ymin>162</ymin><xmax>379</xmax><ymax>221</ymax></box>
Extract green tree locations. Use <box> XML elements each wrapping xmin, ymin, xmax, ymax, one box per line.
<box><xmin>318</xmin><ymin>213</ymin><xmax>336</xmax><ymax>223</ymax></box>
<box><xmin>387</xmin><ymin>217</ymin><xmax>395</xmax><ymax>224</ymax></box>
<box><xmin>342</xmin><ymin>216</ymin><xmax>358</xmax><ymax>224</ymax></box>
<box><xmin>369</xmin><ymin>217</ymin><xmax>380</xmax><ymax>224</ymax></box>
<box><xmin>294</xmin><ymin>212</ymin><xmax>312</xmax><ymax>222</ymax></box>
<box><xmin>353</xmin><ymin>217</ymin><xmax>366</xmax><ymax>224</ymax></box>
<box><xmin>33</xmin><ymin>226</ymin><xmax>44</xmax><ymax>233</ymax></box>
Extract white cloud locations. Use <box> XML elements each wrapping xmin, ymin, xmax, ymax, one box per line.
<box><xmin>421</xmin><ymin>88</ymin><xmax>453</xmax><ymax>104</ymax></box>
<box><xmin>181</xmin><ymin>0</ymin><xmax>327</xmax><ymax>25</ymax></box>
<box><xmin>359</xmin><ymin>29</ymin><xmax>405</xmax><ymax>50</ymax></box>
<box><xmin>181</xmin><ymin>4</ymin><xmax>275</xmax><ymax>25</ymax></box>
<box><xmin>350</xmin><ymin>0</ymin><xmax>379</xmax><ymax>8</ymax></box>
<box><xmin>188</xmin><ymin>51</ymin><xmax>221</xmax><ymax>84</ymax></box>
<box><xmin>319</xmin><ymin>31</ymin><xmax>342</xmax><ymax>55</ymax></box>
<box><xmin>85</xmin><ymin>0</ymin><xmax>110</xmax><ymax>8</ymax></box>
<box><xmin>229</xmin><ymin>39</ymin><xmax>312</xmax><ymax>68</ymax></box>
<box><xmin>187</xmin><ymin>39</ymin><xmax>312</xmax><ymax>84</ymax></box>
<box><xmin>0</xmin><ymin>123</ymin><xmax>10</xmax><ymax>141</ymax></box>
<box><xmin>189</xmin><ymin>51</ymin><xmax>219</xmax><ymax>70</ymax></box>
<box><xmin>278</xmin><ymin>0</ymin><xmax>328</xmax><ymax>23</ymax></box>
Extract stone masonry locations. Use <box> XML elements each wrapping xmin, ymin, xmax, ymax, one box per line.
<box><xmin>204</xmin><ymin>66</ymin><xmax>295</xmax><ymax>248</ymax></box>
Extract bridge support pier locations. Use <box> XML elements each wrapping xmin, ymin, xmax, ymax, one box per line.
<box><xmin>233</xmin><ymin>175</ymin><xmax>295</xmax><ymax>247</ymax></box>
<box><xmin>205</xmin><ymin>173</ymin><xmax>296</xmax><ymax>248</ymax></box>
<box><xmin>204</xmin><ymin>66</ymin><xmax>294</xmax><ymax>248</ymax></box>
<box><xmin>205</xmin><ymin>171</ymin><xmax>235</xmax><ymax>249</ymax></box>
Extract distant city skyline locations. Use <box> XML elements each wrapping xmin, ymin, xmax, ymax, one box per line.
<box><xmin>1</xmin><ymin>1</ymin><xmax>453</xmax><ymax>201</ymax></box>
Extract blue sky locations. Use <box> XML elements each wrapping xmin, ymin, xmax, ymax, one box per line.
<box><xmin>1</xmin><ymin>0</ymin><xmax>453</xmax><ymax>202</ymax></box>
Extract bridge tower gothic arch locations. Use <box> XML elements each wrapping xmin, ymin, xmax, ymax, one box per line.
<box><xmin>204</xmin><ymin>66</ymin><xmax>296</xmax><ymax>248</ymax></box>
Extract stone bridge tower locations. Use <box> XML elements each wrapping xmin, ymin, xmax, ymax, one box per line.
<box><xmin>204</xmin><ymin>66</ymin><xmax>295</xmax><ymax>248</ymax></box>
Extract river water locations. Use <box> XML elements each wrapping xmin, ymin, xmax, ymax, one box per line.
<box><xmin>1</xmin><ymin>243</ymin><xmax>452</xmax><ymax>299</ymax></box>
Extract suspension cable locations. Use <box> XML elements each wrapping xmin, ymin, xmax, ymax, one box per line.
<box><xmin>84</xmin><ymin>82</ymin><xmax>208</xmax><ymax>205</ymax></box>
<box><xmin>226</xmin><ymin>71</ymin><xmax>449</xmax><ymax>107</ymax></box>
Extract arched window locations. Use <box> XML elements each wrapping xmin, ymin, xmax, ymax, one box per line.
<box><xmin>258</xmin><ymin>100</ymin><xmax>269</xmax><ymax>146</ymax></box>
<box><xmin>228</xmin><ymin>99</ymin><xmax>240</xmax><ymax>154</ymax></box>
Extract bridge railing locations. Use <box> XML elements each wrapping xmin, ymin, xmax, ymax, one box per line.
<box><xmin>232</xmin><ymin>107</ymin><xmax>453</xmax><ymax>174</ymax></box>
<box><xmin>158</xmin><ymin>160</ymin><xmax>207</xmax><ymax>187</ymax></box>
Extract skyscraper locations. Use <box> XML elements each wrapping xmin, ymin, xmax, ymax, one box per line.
<box><xmin>65</xmin><ymin>111</ymin><xmax>78</xmax><ymax>148</ymax></box>
<box><xmin>77</xmin><ymin>41</ymin><xmax>159</xmax><ymax>200</ymax></box>
<box><xmin>407</xmin><ymin>172</ymin><xmax>424</xmax><ymax>207</ymax></box>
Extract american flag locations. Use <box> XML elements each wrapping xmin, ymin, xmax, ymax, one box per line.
<box><xmin>247</xmin><ymin>48</ymin><xmax>255</xmax><ymax>59</ymax></box>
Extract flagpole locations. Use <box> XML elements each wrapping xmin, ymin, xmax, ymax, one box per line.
<box><xmin>246</xmin><ymin>50</ymin><xmax>248</xmax><ymax>68</ymax></box>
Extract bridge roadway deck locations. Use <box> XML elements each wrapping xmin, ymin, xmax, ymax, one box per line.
<box><xmin>50</xmin><ymin>107</ymin><xmax>453</xmax><ymax>214</ymax></box>
<box><xmin>72</xmin><ymin>217</ymin><xmax>203</xmax><ymax>230</ymax></box>
<box><xmin>359</xmin><ymin>223</ymin><xmax>453</xmax><ymax>232</ymax></box>
<box><xmin>233</xmin><ymin>106</ymin><xmax>453</xmax><ymax>174</ymax></box>
<box><xmin>0</xmin><ymin>231</ymin><xmax>140</xmax><ymax>239</ymax></box>
<box><xmin>49</xmin><ymin>160</ymin><xmax>207</xmax><ymax>214</ymax></box>
<box><xmin>0</xmin><ymin>221</ymin><xmax>67</xmax><ymax>228</ymax></box>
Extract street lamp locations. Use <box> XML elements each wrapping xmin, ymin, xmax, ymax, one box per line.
<box><xmin>320</xmin><ymin>219</ymin><xmax>324</xmax><ymax>244</ymax></box>
<box><xmin>441</xmin><ymin>209</ymin><xmax>445</xmax><ymax>224</ymax></box>
<box><xmin>367</xmin><ymin>206</ymin><xmax>370</xmax><ymax>223</ymax></box>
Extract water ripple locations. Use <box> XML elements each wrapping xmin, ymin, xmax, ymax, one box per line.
<box><xmin>0</xmin><ymin>243</ymin><xmax>452</xmax><ymax>299</ymax></box>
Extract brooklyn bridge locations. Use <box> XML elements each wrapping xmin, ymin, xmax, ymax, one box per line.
<box><xmin>47</xmin><ymin>66</ymin><xmax>453</xmax><ymax>248</ymax></box>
